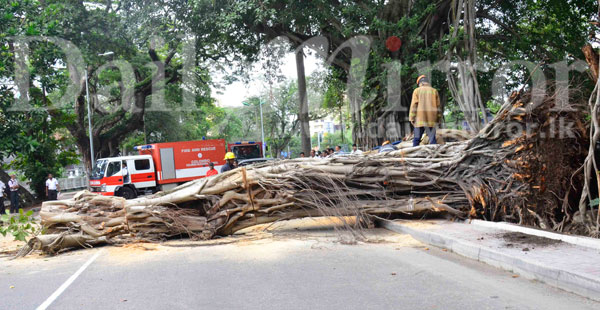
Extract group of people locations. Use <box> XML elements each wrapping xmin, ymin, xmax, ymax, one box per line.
<box><xmin>0</xmin><ymin>173</ymin><xmax>62</xmax><ymax>214</ymax></box>
<box><xmin>0</xmin><ymin>174</ymin><xmax>22</xmax><ymax>214</ymax></box>
<box><xmin>298</xmin><ymin>144</ymin><xmax>363</xmax><ymax>159</ymax></box>
<box><xmin>305</xmin><ymin>147</ymin><xmax>338</xmax><ymax>158</ymax></box>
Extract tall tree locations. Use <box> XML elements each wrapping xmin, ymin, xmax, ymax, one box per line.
<box><xmin>0</xmin><ymin>0</ymin><xmax>214</xmax><ymax>170</ymax></box>
<box><xmin>296</xmin><ymin>49</ymin><xmax>311</xmax><ymax>154</ymax></box>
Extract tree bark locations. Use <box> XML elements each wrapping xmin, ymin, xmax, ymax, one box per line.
<box><xmin>583</xmin><ymin>44</ymin><xmax>599</xmax><ymax>83</ymax></box>
<box><xmin>296</xmin><ymin>49</ymin><xmax>311</xmax><ymax>154</ymax></box>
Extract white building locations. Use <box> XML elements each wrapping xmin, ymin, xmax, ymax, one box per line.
<box><xmin>309</xmin><ymin>116</ymin><xmax>337</xmax><ymax>136</ymax></box>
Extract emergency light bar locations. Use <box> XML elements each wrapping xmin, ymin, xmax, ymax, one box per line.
<box><xmin>134</xmin><ymin>145</ymin><xmax>154</xmax><ymax>150</ymax></box>
<box><xmin>233</xmin><ymin>141</ymin><xmax>256</xmax><ymax>144</ymax></box>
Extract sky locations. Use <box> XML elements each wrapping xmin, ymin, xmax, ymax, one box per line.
<box><xmin>211</xmin><ymin>53</ymin><xmax>321</xmax><ymax>108</ymax></box>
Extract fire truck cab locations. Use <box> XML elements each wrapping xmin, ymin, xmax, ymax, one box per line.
<box><xmin>227</xmin><ymin>141</ymin><xmax>263</xmax><ymax>160</ymax></box>
<box><xmin>90</xmin><ymin>139</ymin><xmax>227</xmax><ymax>199</ymax></box>
<box><xmin>89</xmin><ymin>155</ymin><xmax>156</xmax><ymax>199</ymax></box>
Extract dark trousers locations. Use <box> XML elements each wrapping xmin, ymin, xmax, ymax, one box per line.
<box><xmin>48</xmin><ymin>189</ymin><xmax>58</xmax><ymax>201</ymax></box>
<box><xmin>0</xmin><ymin>196</ymin><xmax>4</xmax><ymax>213</ymax></box>
<box><xmin>10</xmin><ymin>191</ymin><xmax>19</xmax><ymax>213</ymax></box>
<box><xmin>413</xmin><ymin>127</ymin><xmax>437</xmax><ymax>147</ymax></box>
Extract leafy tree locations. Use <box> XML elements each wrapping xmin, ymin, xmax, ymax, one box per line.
<box><xmin>243</xmin><ymin>80</ymin><xmax>300</xmax><ymax>158</ymax></box>
<box><xmin>0</xmin><ymin>0</ymin><xmax>213</xmax><ymax>171</ymax></box>
<box><xmin>0</xmin><ymin>81</ymin><xmax>78</xmax><ymax>198</ymax></box>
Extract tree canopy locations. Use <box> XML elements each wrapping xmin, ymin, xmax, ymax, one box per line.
<box><xmin>1</xmin><ymin>0</ymin><xmax>599</xmax><ymax>200</ymax></box>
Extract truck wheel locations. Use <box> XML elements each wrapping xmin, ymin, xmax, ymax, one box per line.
<box><xmin>120</xmin><ymin>187</ymin><xmax>137</xmax><ymax>200</ymax></box>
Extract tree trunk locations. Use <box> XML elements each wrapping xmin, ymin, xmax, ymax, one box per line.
<box><xmin>447</xmin><ymin>0</ymin><xmax>486</xmax><ymax>132</ymax></box>
<box><xmin>583</xmin><ymin>44</ymin><xmax>599</xmax><ymax>83</ymax></box>
<box><xmin>296</xmin><ymin>49</ymin><xmax>311</xmax><ymax>154</ymax></box>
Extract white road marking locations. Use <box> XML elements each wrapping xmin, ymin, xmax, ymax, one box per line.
<box><xmin>36</xmin><ymin>249</ymin><xmax>104</xmax><ymax>310</ymax></box>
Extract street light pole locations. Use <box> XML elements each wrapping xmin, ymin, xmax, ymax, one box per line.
<box><xmin>259</xmin><ymin>100</ymin><xmax>266</xmax><ymax>158</ymax></box>
<box><xmin>317</xmin><ymin>131</ymin><xmax>321</xmax><ymax>150</ymax></box>
<box><xmin>85</xmin><ymin>70</ymin><xmax>94</xmax><ymax>169</ymax></box>
<box><xmin>85</xmin><ymin>51</ymin><xmax>115</xmax><ymax>170</ymax></box>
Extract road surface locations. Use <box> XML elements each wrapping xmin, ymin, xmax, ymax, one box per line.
<box><xmin>1</xmin><ymin>219</ymin><xmax>598</xmax><ymax>310</ymax></box>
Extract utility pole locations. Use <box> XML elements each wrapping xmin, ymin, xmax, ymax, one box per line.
<box><xmin>259</xmin><ymin>100</ymin><xmax>266</xmax><ymax>157</ymax></box>
<box><xmin>85</xmin><ymin>51</ymin><xmax>115</xmax><ymax>170</ymax></box>
<box><xmin>317</xmin><ymin>132</ymin><xmax>321</xmax><ymax>150</ymax></box>
<box><xmin>85</xmin><ymin>70</ymin><xmax>94</xmax><ymax>170</ymax></box>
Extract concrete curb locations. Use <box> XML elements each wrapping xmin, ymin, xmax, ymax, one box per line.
<box><xmin>378</xmin><ymin>220</ymin><xmax>600</xmax><ymax>302</ymax></box>
<box><xmin>468</xmin><ymin>219</ymin><xmax>600</xmax><ymax>251</ymax></box>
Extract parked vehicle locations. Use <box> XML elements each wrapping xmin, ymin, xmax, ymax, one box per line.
<box><xmin>89</xmin><ymin>139</ymin><xmax>227</xmax><ymax>199</ymax></box>
<box><xmin>227</xmin><ymin>141</ymin><xmax>263</xmax><ymax>161</ymax></box>
<box><xmin>237</xmin><ymin>158</ymin><xmax>276</xmax><ymax>167</ymax></box>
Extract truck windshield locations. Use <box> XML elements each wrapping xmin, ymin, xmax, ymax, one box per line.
<box><xmin>90</xmin><ymin>160</ymin><xmax>107</xmax><ymax>180</ymax></box>
<box><xmin>231</xmin><ymin>145</ymin><xmax>261</xmax><ymax>160</ymax></box>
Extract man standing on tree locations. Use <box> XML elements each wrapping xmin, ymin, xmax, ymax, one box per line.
<box><xmin>409</xmin><ymin>75</ymin><xmax>442</xmax><ymax>147</ymax></box>
<box><xmin>45</xmin><ymin>174</ymin><xmax>60</xmax><ymax>201</ymax></box>
<box><xmin>8</xmin><ymin>174</ymin><xmax>19</xmax><ymax>213</ymax></box>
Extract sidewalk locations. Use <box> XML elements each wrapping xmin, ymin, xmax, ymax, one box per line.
<box><xmin>378</xmin><ymin>219</ymin><xmax>600</xmax><ymax>301</ymax></box>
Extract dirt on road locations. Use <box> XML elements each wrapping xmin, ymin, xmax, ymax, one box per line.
<box><xmin>501</xmin><ymin>231</ymin><xmax>563</xmax><ymax>248</ymax></box>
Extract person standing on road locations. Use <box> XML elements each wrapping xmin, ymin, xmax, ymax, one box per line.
<box><xmin>350</xmin><ymin>144</ymin><xmax>363</xmax><ymax>155</ymax></box>
<box><xmin>0</xmin><ymin>179</ymin><xmax>5</xmax><ymax>213</ymax></box>
<box><xmin>334</xmin><ymin>146</ymin><xmax>342</xmax><ymax>155</ymax></box>
<box><xmin>221</xmin><ymin>152</ymin><xmax>236</xmax><ymax>173</ymax></box>
<box><xmin>409</xmin><ymin>75</ymin><xmax>441</xmax><ymax>147</ymax></box>
<box><xmin>8</xmin><ymin>174</ymin><xmax>20</xmax><ymax>213</ymax></box>
<box><xmin>206</xmin><ymin>162</ymin><xmax>218</xmax><ymax>177</ymax></box>
<box><xmin>45</xmin><ymin>174</ymin><xmax>60</xmax><ymax>201</ymax></box>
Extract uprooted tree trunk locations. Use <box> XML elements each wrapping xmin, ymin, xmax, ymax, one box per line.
<box><xmin>19</xmin><ymin>89</ymin><xmax>589</xmax><ymax>256</ymax></box>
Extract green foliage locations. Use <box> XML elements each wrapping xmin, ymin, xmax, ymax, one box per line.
<box><xmin>0</xmin><ymin>209</ymin><xmax>37</xmax><ymax>242</ymax></box>
<box><xmin>260</xmin><ymin>80</ymin><xmax>300</xmax><ymax>158</ymax></box>
<box><xmin>0</xmin><ymin>88</ymin><xmax>78</xmax><ymax>197</ymax></box>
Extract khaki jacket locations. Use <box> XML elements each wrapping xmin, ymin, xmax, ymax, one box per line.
<box><xmin>409</xmin><ymin>84</ymin><xmax>441</xmax><ymax>127</ymax></box>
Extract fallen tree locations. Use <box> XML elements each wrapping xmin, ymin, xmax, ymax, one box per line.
<box><xmin>18</xmin><ymin>89</ymin><xmax>591</xmax><ymax>256</ymax></box>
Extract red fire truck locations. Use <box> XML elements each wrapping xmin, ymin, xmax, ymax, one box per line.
<box><xmin>89</xmin><ymin>139</ymin><xmax>227</xmax><ymax>199</ymax></box>
<box><xmin>227</xmin><ymin>141</ymin><xmax>263</xmax><ymax>161</ymax></box>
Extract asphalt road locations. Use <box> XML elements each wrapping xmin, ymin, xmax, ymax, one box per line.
<box><xmin>1</xmin><ymin>220</ymin><xmax>599</xmax><ymax>310</ymax></box>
